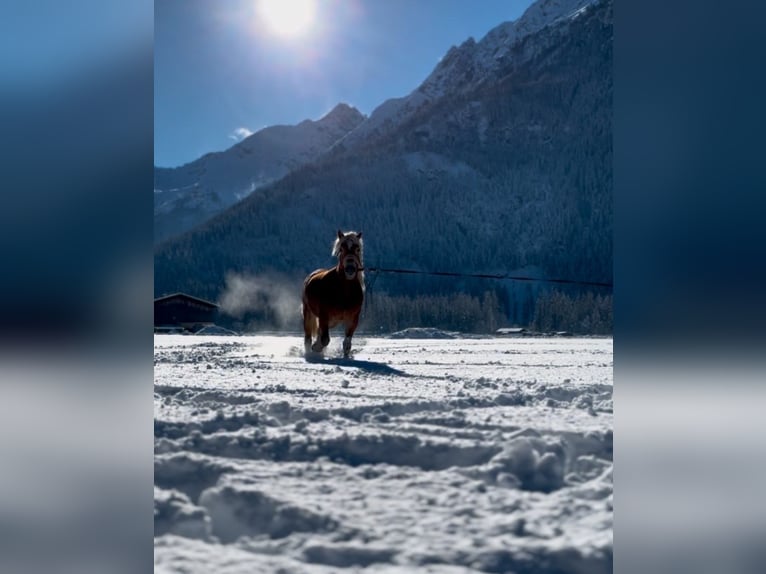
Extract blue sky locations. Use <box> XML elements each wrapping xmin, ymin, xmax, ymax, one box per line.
<box><xmin>155</xmin><ymin>0</ymin><xmax>534</xmax><ymax>168</ymax></box>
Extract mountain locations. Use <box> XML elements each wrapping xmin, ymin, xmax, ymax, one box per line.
<box><xmin>154</xmin><ymin>103</ymin><xmax>365</xmax><ymax>243</ymax></box>
<box><xmin>337</xmin><ymin>0</ymin><xmax>597</xmax><ymax>151</ymax></box>
<box><xmin>155</xmin><ymin>0</ymin><xmax>612</xmax><ymax>326</ymax></box>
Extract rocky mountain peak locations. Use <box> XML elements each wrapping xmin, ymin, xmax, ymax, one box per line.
<box><xmin>317</xmin><ymin>103</ymin><xmax>365</xmax><ymax>131</ymax></box>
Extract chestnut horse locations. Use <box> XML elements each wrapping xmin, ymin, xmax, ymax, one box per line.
<box><xmin>302</xmin><ymin>230</ymin><xmax>364</xmax><ymax>357</ymax></box>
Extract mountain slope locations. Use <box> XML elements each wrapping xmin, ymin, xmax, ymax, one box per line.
<box><xmin>336</xmin><ymin>0</ymin><xmax>597</xmax><ymax>151</ymax></box>
<box><xmin>155</xmin><ymin>0</ymin><xmax>612</xmax><ymax>324</ymax></box>
<box><xmin>154</xmin><ymin>103</ymin><xmax>364</xmax><ymax>243</ymax></box>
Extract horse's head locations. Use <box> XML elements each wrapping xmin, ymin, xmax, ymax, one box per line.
<box><xmin>332</xmin><ymin>229</ymin><xmax>363</xmax><ymax>280</ymax></box>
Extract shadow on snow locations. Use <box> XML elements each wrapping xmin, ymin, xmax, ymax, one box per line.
<box><xmin>304</xmin><ymin>354</ymin><xmax>410</xmax><ymax>377</ymax></box>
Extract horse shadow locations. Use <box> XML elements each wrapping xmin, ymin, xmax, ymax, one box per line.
<box><xmin>304</xmin><ymin>354</ymin><xmax>410</xmax><ymax>377</ymax></box>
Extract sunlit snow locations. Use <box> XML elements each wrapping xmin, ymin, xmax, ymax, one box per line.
<box><xmin>155</xmin><ymin>334</ymin><xmax>613</xmax><ymax>572</ymax></box>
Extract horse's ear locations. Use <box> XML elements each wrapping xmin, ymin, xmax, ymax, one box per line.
<box><xmin>337</xmin><ymin>229</ymin><xmax>344</xmax><ymax>240</ymax></box>
<box><xmin>357</xmin><ymin>231</ymin><xmax>362</xmax><ymax>240</ymax></box>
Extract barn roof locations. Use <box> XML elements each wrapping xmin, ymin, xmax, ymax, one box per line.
<box><xmin>154</xmin><ymin>292</ymin><xmax>219</xmax><ymax>308</ymax></box>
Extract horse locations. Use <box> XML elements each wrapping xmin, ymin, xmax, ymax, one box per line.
<box><xmin>302</xmin><ymin>230</ymin><xmax>364</xmax><ymax>357</ymax></box>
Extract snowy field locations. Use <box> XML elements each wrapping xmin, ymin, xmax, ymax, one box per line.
<box><xmin>154</xmin><ymin>333</ymin><xmax>613</xmax><ymax>573</ymax></box>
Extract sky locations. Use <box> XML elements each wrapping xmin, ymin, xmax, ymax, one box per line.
<box><xmin>155</xmin><ymin>0</ymin><xmax>534</xmax><ymax>168</ymax></box>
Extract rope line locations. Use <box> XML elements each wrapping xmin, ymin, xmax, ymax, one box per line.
<box><xmin>362</xmin><ymin>267</ymin><xmax>612</xmax><ymax>289</ymax></box>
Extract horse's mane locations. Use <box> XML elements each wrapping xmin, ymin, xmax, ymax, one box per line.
<box><xmin>331</xmin><ymin>231</ymin><xmax>364</xmax><ymax>288</ymax></box>
<box><xmin>332</xmin><ymin>231</ymin><xmax>364</xmax><ymax>260</ymax></box>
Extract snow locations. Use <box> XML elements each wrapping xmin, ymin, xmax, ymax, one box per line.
<box><xmin>155</xmin><ymin>334</ymin><xmax>612</xmax><ymax>572</ymax></box>
<box><xmin>194</xmin><ymin>325</ymin><xmax>239</xmax><ymax>336</ymax></box>
<box><xmin>388</xmin><ymin>327</ymin><xmax>461</xmax><ymax>339</ymax></box>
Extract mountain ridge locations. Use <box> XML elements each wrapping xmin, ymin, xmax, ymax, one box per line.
<box><xmin>153</xmin><ymin>103</ymin><xmax>364</xmax><ymax>243</ymax></box>
<box><xmin>335</xmin><ymin>0</ymin><xmax>598</xmax><ymax>151</ymax></box>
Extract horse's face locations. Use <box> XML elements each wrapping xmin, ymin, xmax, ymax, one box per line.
<box><xmin>333</xmin><ymin>230</ymin><xmax>363</xmax><ymax>280</ymax></box>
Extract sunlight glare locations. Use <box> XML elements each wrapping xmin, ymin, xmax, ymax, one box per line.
<box><xmin>258</xmin><ymin>0</ymin><xmax>317</xmax><ymax>38</ymax></box>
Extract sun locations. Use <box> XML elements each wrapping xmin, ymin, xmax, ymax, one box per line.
<box><xmin>258</xmin><ymin>0</ymin><xmax>317</xmax><ymax>38</ymax></box>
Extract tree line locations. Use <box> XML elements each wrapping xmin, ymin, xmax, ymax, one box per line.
<box><xmin>217</xmin><ymin>287</ymin><xmax>612</xmax><ymax>335</ymax></box>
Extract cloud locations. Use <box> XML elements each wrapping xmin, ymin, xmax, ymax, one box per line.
<box><xmin>228</xmin><ymin>127</ymin><xmax>253</xmax><ymax>142</ymax></box>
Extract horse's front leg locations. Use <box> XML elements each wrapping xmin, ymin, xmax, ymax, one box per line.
<box><xmin>312</xmin><ymin>316</ymin><xmax>330</xmax><ymax>353</ymax></box>
<box><xmin>343</xmin><ymin>311</ymin><xmax>360</xmax><ymax>358</ymax></box>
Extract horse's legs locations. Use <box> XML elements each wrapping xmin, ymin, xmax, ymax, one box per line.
<box><xmin>343</xmin><ymin>311</ymin><xmax>361</xmax><ymax>358</ymax></box>
<box><xmin>312</xmin><ymin>316</ymin><xmax>330</xmax><ymax>353</ymax></box>
<box><xmin>302</xmin><ymin>305</ymin><xmax>316</xmax><ymax>354</ymax></box>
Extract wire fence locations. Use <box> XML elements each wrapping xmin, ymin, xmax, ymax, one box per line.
<box><xmin>363</xmin><ymin>266</ymin><xmax>612</xmax><ymax>289</ymax></box>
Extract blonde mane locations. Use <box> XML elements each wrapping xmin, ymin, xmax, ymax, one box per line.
<box><xmin>332</xmin><ymin>230</ymin><xmax>364</xmax><ymax>287</ymax></box>
<box><xmin>332</xmin><ymin>230</ymin><xmax>363</xmax><ymax>258</ymax></box>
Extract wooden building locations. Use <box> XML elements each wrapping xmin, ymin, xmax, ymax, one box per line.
<box><xmin>154</xmin><ymin>293</ymin><xmax>218</xmax><ymax>333</ymax></box>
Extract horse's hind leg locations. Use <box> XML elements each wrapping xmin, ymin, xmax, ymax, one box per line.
<box><xmin>343</xmin><ymin>311</ymin><xmax>361</xmax><ymax>358</ymax></box>
<box><xmin>302</xmin><ymin>305</ymin><xmax>317</xmax><ymax>355</ymax></box>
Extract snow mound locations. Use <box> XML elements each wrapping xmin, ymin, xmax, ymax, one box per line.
<box><xmin>194</xmin><ymin>325</ymin><xmax>239</xmax><ymax>336</ymax></box>
<box><xmin>154</xmin><ymin>487</ymin><xmax>212</xmax><ymax>540</ymax></box>
<box><xmin>199</xmin><ymin>484</ymin><xmax>339</xmax><ymax>543</ymax></box>
<box><xmin>302</xmin><ymin>542</ymin><xmax>397</xmax><ymax>568</ymax></box>
<box><xmin>487</xmin><ymin>436</ymin><xmax>566</xmax><ymax>492</ymax></box>
<box><xmin>389</xmin><ymin>327</ymin><xmax>460</xmax><ymax>339</ymax></box>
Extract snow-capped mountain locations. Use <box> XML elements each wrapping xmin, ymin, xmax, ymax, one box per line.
<box><xmin>336</xmin><ymin>0</ymin><xmax>598</xmax><ymax>150</ymax></box>
<box><xmin>156</xmin><ymin>0</ymin><xmax>612</xmax><ymax>324</ymax></box>
<box><xmin>154</xmin><ymin>103</ymin><xmax>364</xmax><ymax>243</ymax></box>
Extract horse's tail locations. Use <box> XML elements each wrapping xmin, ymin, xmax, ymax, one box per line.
<box><xmin>301</xmin><ymin>303</ymin><xmax>318</xmax><ymax>337</ymax></box>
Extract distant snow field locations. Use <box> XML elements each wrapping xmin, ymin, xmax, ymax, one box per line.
<box><xmin>154</xmin><ymin>334</ymin><xmax>613</xmax><ymax>573</ymax></box>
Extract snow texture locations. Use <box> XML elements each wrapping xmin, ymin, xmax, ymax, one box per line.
<box><xmin>155</xmin><ymin>334</ymin><xmax>613</xmax><ymax>573</ymax></box>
